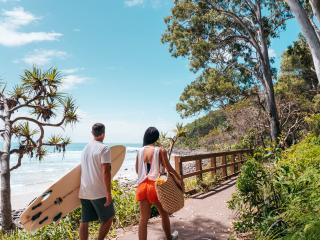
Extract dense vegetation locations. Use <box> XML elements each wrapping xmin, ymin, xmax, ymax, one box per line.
<box><xmin>177</xmin><ymin>35</ymin><xmax>318</xmax><ymax>151</ymax></box>
<box><xmin>229</xmin><ymin>115</ymin><xmax>320</xmax><ymax>239</ymax></box>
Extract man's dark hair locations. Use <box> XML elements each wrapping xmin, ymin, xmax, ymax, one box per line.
<box><xmin>92</xmin><ymin>123</ymin><xmax>105</xmax><ymax>137</ymax></box>
<box><xmin>143</xmin><ymin>127</ymin><xmax>160</xmax><ymax>146</ymax></box>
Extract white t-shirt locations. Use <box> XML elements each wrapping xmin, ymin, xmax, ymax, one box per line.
<box><xmin>79</xmin><ymin>140</ymin><xmax>111</xmax><ymax>200</ymax></box>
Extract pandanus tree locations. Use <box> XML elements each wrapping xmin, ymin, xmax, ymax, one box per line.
<box><xmin>159</xmin><ymin>123</ymin><xmax>186</xmax><ymax>159</ymax></box>
<box><xmin>0</xmin><ymin>67</ymin><xmax>78</xmax><ymax>231</ymax></box>
<box><xmin>162</xmin><ymin>0</ymin><xmax>294</xmax><ymax>142</ymax></box>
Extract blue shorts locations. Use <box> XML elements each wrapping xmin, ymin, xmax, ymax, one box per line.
<box><xmin>80</xmin><ymin>197</ymin><xmax>115</xmax><ymax>223</ymax></box>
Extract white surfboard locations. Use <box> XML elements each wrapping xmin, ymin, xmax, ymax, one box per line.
<box><xmin>20</xmin><ymin>145</ymin><xmax>126</xmax><ymax>232</ymax></box>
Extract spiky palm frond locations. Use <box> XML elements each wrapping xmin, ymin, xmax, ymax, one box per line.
<box><xmin>61</xmin><ymin>96</ymin><xmax>76</xmax><ymax>112</ymax></box>
<box><xmin>31</xmin><ymin>101</ymin><xmax>59</xmax><ymax>122</ymax></box>
<box><xmin>9</xmin><ymin>85</ymin><xmax>26</xmax><ymax>101</ymax></box>
<box><xmin>157</xmin><ymin>131</ymin><xmax>171</xmax><ymax>149</ymax></box>
<box><xmin>64</xmin><ymin>109</ymin><xmax>78</xmax><ymax>125</ymax></box>
<box><xmin>21</xmin><ymin>66</ymin><xmax>43</xmax><ymax>92</ymax></box>
<box><xmin>62</xmin><ymin>137</ymin><xmax>71</xmax><ymax>145</ymax></box>
<box><xmin>0</xmin><ymin>81</ymin><xmax>7</xmax><ymax>94</ymax></box>
<box><xmin>15</xmin><ymin>122</ymin><xmax>39</xmax><ymax>138</ymax></box>
<box><xmin>44</xmin><ymin>68</ymin><xmax>62</xmax><ymax>87</ymax></box>
<box><xmin>21</xmin><ymin>66</ymin><xmax>63</xmax><ymax>99</ymax></box>
<box><xmin>174</xmin><ymin>123</ymin><xmax>187</xmax><ymax>138</ymax></box>
<box><xmin>61</xmin><ymin>97</ymin><xmax>79</xmax><ymax>125</ymax></box>
<box><xmin>36</xmin><ymin>147</ymin><xmax>47</xmax><ymax>160</ymax></box>
<box><xmin>48</xmin><ymin>135</ymin><xmax>63</xmax><ymax>145</ymax></box>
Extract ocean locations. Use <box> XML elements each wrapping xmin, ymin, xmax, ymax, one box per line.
<box><xmin>8</xmin><ymin>143</ymin><xmax>140</xmax><ymax>208</ymax></box>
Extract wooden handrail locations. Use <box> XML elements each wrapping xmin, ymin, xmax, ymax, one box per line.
<box><xmin>178</xmin><ymin>149</ymin><xmax>252</xmax><ymax>162</ymax></box>
<box><xmin>174</xmin><ymin>149</ymin><xmax>253</xmax><ymax>193</ymax></box>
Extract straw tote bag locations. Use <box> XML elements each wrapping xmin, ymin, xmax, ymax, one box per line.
<box><xmin>155</xmin><ymin>151</ymin><xmax>184</xmax><ymax>214</ymax></box>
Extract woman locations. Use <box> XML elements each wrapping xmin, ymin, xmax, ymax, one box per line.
<box><xmin>135</xmin><ymin>127</ymin><xmax>182</xmax><ymax>240</ymax></box>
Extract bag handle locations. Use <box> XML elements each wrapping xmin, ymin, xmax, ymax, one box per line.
<box><xmin>159</xmin><ymin>148</ymin><xmax>183</xmax><ymax>191</ymax></box>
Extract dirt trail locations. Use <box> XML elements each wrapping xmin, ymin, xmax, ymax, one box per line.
<box><xmin>115</xmin><ymin>178</ymin><xmax>237</xmax><ymax>240</ymax></box>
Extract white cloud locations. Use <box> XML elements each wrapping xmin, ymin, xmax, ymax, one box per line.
<box><xmin>61</xmin><ymin>75</ymin><xmax>90</xmax><ymax>91</ymax></box>
<box><xmin>22</xmin><ymin>49</ymin><xmax>67</xmax><ymax>66</ymax></box>
<box><xmin>61</xmin><ymin>68</ymin><xmax>91</xmax><ymax>91</ymax></box>
<box><xmin>0</xmin><ymin>7</ymin><xmax>62</xmax><ymax>46</ymax></box>
<box><xmin>62</xmin><ymin>68</ymin><xmax>84</xmax><ymax>74</ymax></box>
<box><xmin>124</xmin><ymin>0</ymin><xmax>144</xmax><ymax>7</ymax></box>
<box><xmin>268</xmin><ymin>48</ymin><xmax>277</xmax><ymax>58</ymax></box>
<box><xmin>0</xmin><ymin>0</ymin><xmax>20</xmax><ymax>3</ymax></box>
<box><xmin>124</xmin><ymin>0</ymin><xmax>166</xmax><ymax>8</ymax></box>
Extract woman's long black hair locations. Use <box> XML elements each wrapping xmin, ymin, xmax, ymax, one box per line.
<box><xmin>143</xmin><ymin>127</ymin><xmax>160</xmax><ymax>146</ymax></box>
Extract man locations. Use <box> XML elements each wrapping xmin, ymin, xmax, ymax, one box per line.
<box><xmin>79</xmin><ymin>123</ymin><xmax>114</xmax><ymax>240</ymax></box>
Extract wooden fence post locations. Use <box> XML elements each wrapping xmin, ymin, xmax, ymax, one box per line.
<box><xmin>195</xmin><ymin>159</ymin><xmax>203</xmax><ymax>182</ymax></box>
<box><xmin>238</xmin><ymin>153</ymin><xmax>243</xmax><ymax>169</ymax></box>
<box><xmin>210</xmin><ymin>157</ymin><xmax>216</xmax><ymax>178</ymax></box>
<box><xmin>174</xmin><ymin>156</ymin><xmax>182</xmax><ymax>177</ymax></box>
<box><xmin>231</xmin><ymin>154</ymin><xmax>236</xmax><ymax>175</ymax></box>
<box><xmin>174</xmin><ymin>156</ymin><xmax>185</xmax><ymax>192</ymax></box>
<box><xmin>222</xmin><ymin>155</ymin><xmax>227</xmax><ymax>178</ymax></box>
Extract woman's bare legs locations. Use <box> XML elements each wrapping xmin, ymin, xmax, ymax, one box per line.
<box><xmin>154</xmin><ymin>202</ymin><xmax>172</xmax><ymax>240</ymax></box>
<box><xmin>139</xmin><ymin>200</ymin><xmax>151</xmax><ymax>240</ymax></box>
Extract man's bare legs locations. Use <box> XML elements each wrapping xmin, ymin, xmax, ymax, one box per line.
<box><xmin>79</xmin><ymin>222</ymin><xmax>89</xmax><ymax>240</ymax></box>
<box><xmin>97</xmin><ymin>217</ymin><xmax>113</xmax><ymax>240</ymax></box>
<box><xmin>139</xmin><ymin>200</ymin><xmax>151</xmax><ymax>240</ymax></box>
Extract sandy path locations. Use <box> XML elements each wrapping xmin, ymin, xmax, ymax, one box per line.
<box><xmin>115</xmin><ymin>178</ymin><xmax>237</xmax><ymax>240</ymax></box>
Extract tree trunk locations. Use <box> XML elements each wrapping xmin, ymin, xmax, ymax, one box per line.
<box><xmin>310</xmin><ymin>0</ymin><xmax>320</xmax><ymax>23</ymax></box>
<box><xmin>286</xmin><ymin>0</ymin><xmax>320</xmax><ymax>83</ymax></box>
<box><xmin>0</xmin><ymin>109</ymin><xmax>14</xmax><ymax>231</ymax></box>
<box><xmin>261</xmin><ymin>56</ymin><xmax>281</xmax><ymax>142</ymax></box>
<box><xmin>257</xmin><ymin>5</ymin><xmax>281</xmax><ymax>142</ymax></box>
<box><xmin>264</xmin><ymin>79</ymin><xmax>281</xmax><ymax>142</ymax></box>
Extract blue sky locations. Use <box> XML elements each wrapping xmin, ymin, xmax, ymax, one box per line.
<box><xmin>0</xmin><ymin>0</ymin><xmax>301</xmax><ymax>143</ymax></box>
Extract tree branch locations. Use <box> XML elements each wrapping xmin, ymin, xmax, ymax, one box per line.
<box><xmin>10</xmin><ymin>152</ymin><xmax>23</xmax><ymax>172</ymax></box>
<box><xmin>11</xmin><ymin>116</ymin><xmax>65</xmax><ymax>128</ymax></box>
<box><xmin>205</xmin><ymin>1</ymin><xmax>263</xmax><ymax>58</ymax></box>
<box><xmin>244</xmin><ymin>0</ymin><xmax>255</xmax><ymax>13</ymax></box>
<box><xmin>11</xmin><ymin>117</ymin><xmax>62</xmax><ymax>148</ymax></box>
<box><xmin>9</xmin><ymin>89</ymin><xmax>44</xmax><ymax>113</ymax></box>
<box><xmin>9</xmin><ymin>149</ymin><xmax>20</xmax><ymax>155</ymax></box>
<box><xmin>273</xmin><ymin>16</ymin><xmax>295</xmax><ymax>32</ymax></box>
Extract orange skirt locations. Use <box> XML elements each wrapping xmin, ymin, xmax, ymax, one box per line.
<box><xmin>136</xmin><ymin>178</ymin><xmax>159</xmax><ymax>204</ymax></box>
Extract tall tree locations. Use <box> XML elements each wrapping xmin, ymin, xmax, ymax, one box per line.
<box><xmin>279</xmin><ymin>34</ymin><xmax>318</xmax><ymax>91</ymax></box>
<box><xmin>276</xmin><ymin>34</ymin><xmax>318</xmax><ymax>146</ymax></box>
<box><xmin>0</xmin><ymin>67</ymin><xmax>78</xmax><ymax>231</ymax></box>
<box><xmin>162</xmin><ymin>0</ymin><xmax>292</xmax><ymax>142</ymax></box>
<box><xmin>176</xmin><ymin>68</ymin><xmax>247</xmax><ymax>118</ymax></box>
<box><xmin>285</xmin><ymin>0</ymin><xmax>320</xmax><ymax>83</ymax></box>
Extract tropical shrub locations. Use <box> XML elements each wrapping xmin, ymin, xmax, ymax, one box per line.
<box><xmin>229</xmin><ymin>133</ymin><xmax>320</xmax><ymax>239</ymax></box>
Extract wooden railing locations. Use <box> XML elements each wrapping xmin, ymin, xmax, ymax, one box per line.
<box><xmin>174</xmin><ymin>149</ymin><xmax>253</xmax><ymax>193</ymax></box>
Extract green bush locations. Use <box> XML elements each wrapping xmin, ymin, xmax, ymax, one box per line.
<box><xmin>305</xmin><ymin>114</ymin><xmax>320</xmax><ymax>136</ymax></box>
<box><xmin>229</xmin><ymin>135</ymin><xmax>320</xmax><ymax>239</ymax></box>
